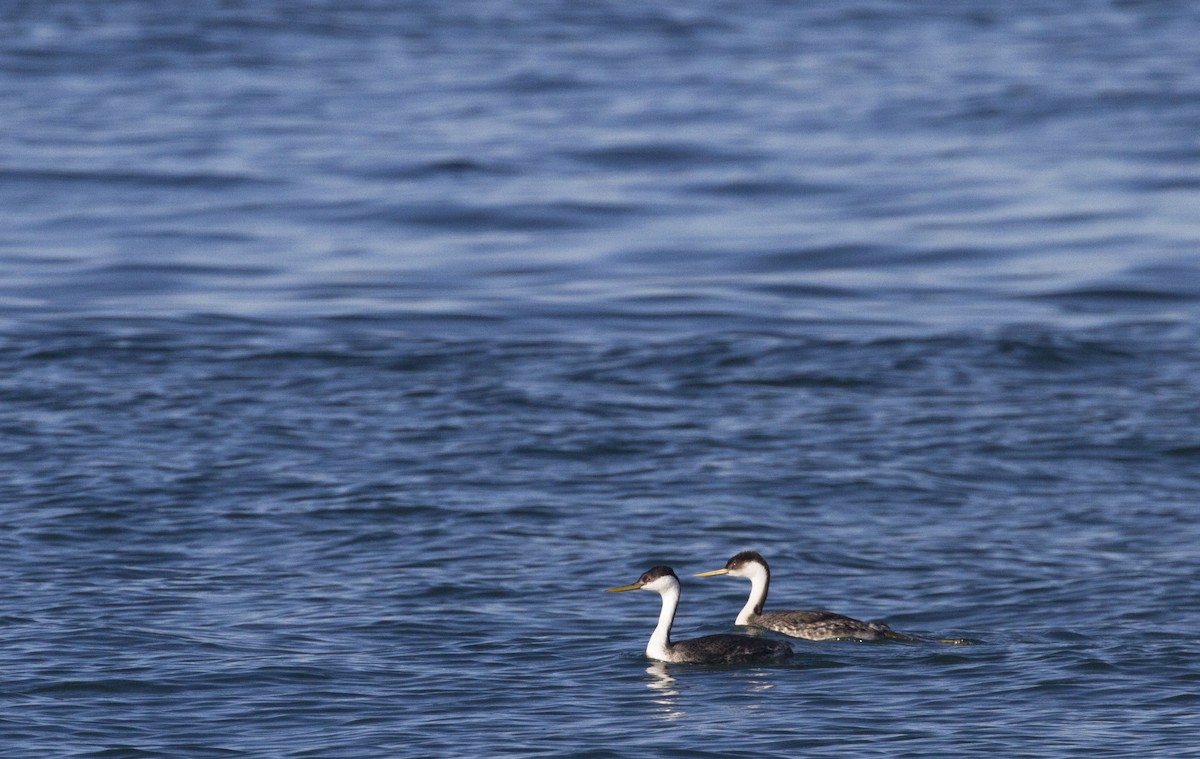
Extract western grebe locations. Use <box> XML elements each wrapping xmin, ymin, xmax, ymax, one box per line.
<box><xmin>696</xmin><ymin>551</ymin><xmax>937</xmax><ymax>642</ymax></box>
<box><xmin>605</xmin><ymin>566</ymin><xmax>793</xmax><ymax>664</ymax></box>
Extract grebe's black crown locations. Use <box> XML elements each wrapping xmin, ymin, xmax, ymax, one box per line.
<box><xmin>727</xmin><ymin>551</ymin><xmax>768</xmax><ymax>571</ymax></box>
<box><xmin>640</xmin><ymin>566</ymin><xmax>677</xmax><ymax>583</ymax></box>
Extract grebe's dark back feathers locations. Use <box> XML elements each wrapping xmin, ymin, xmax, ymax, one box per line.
<box><xmin>673</xmin><ymin>633</ymin><xmax>792</xmax><ymax>664</ymax></box>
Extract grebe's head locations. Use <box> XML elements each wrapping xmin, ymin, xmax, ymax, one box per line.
<box><xmin>695</xmin><ymin>551</ymin><xmax>769</xmax><ymax>580</ymax></box>
<box><xmin>605</xmin><ymin>565</ymin><xmax>680</xmax><ymax>594</ymax></box>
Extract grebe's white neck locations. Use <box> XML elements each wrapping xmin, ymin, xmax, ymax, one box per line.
<box><xmin>731</xmin><ymin>560</ymin><xmax>770</xmax><ymax>625</ymax></box>
<box><xmin>645</xmin><ymin>575</ymin><xmax>679</xmax><ymax>661</ymax></box>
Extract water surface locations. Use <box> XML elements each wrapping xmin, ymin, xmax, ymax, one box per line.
<box><xmin>3</xmin><ymin>1</ymin><xmax>1200</xmax><ymax>756</ymax></box>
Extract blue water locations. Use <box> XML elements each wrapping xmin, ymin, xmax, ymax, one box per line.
<box><xmin>3</xmin><ymin>1</ymin><xmax>1200</xmax><ymax>756</ymax></box>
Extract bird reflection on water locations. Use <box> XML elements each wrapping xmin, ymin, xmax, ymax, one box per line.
<box><xmin>643</xmin><ymin>661</ymin><xmax>781</xmax><ymax>721</ymax></box>
<box><xmin>644</xmin><ymin>662</ymin><xmax>684</xmax><ymax>721</ymax></box>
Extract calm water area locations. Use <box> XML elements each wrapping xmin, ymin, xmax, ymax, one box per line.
<box><xmin>3</xmin><ymin>2</ymin><xmax>1200</xmax><ymax>756</ymax></box>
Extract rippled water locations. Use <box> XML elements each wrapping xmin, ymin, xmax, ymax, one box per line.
<box><xmin>3</xmin><ymin>1</ymin><xmax>1200</xmax><ymax>757</ymax></box>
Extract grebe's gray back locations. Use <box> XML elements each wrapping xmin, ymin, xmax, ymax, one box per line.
<box><xmin>696</xmin><ymin>551</ymin><xmax>964</xmax><ymax>643</ymax></box>
<box><xmin>605</xmin><ymin>565</ymin><xmax>793</xmax><ymax>664</ymax></box>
